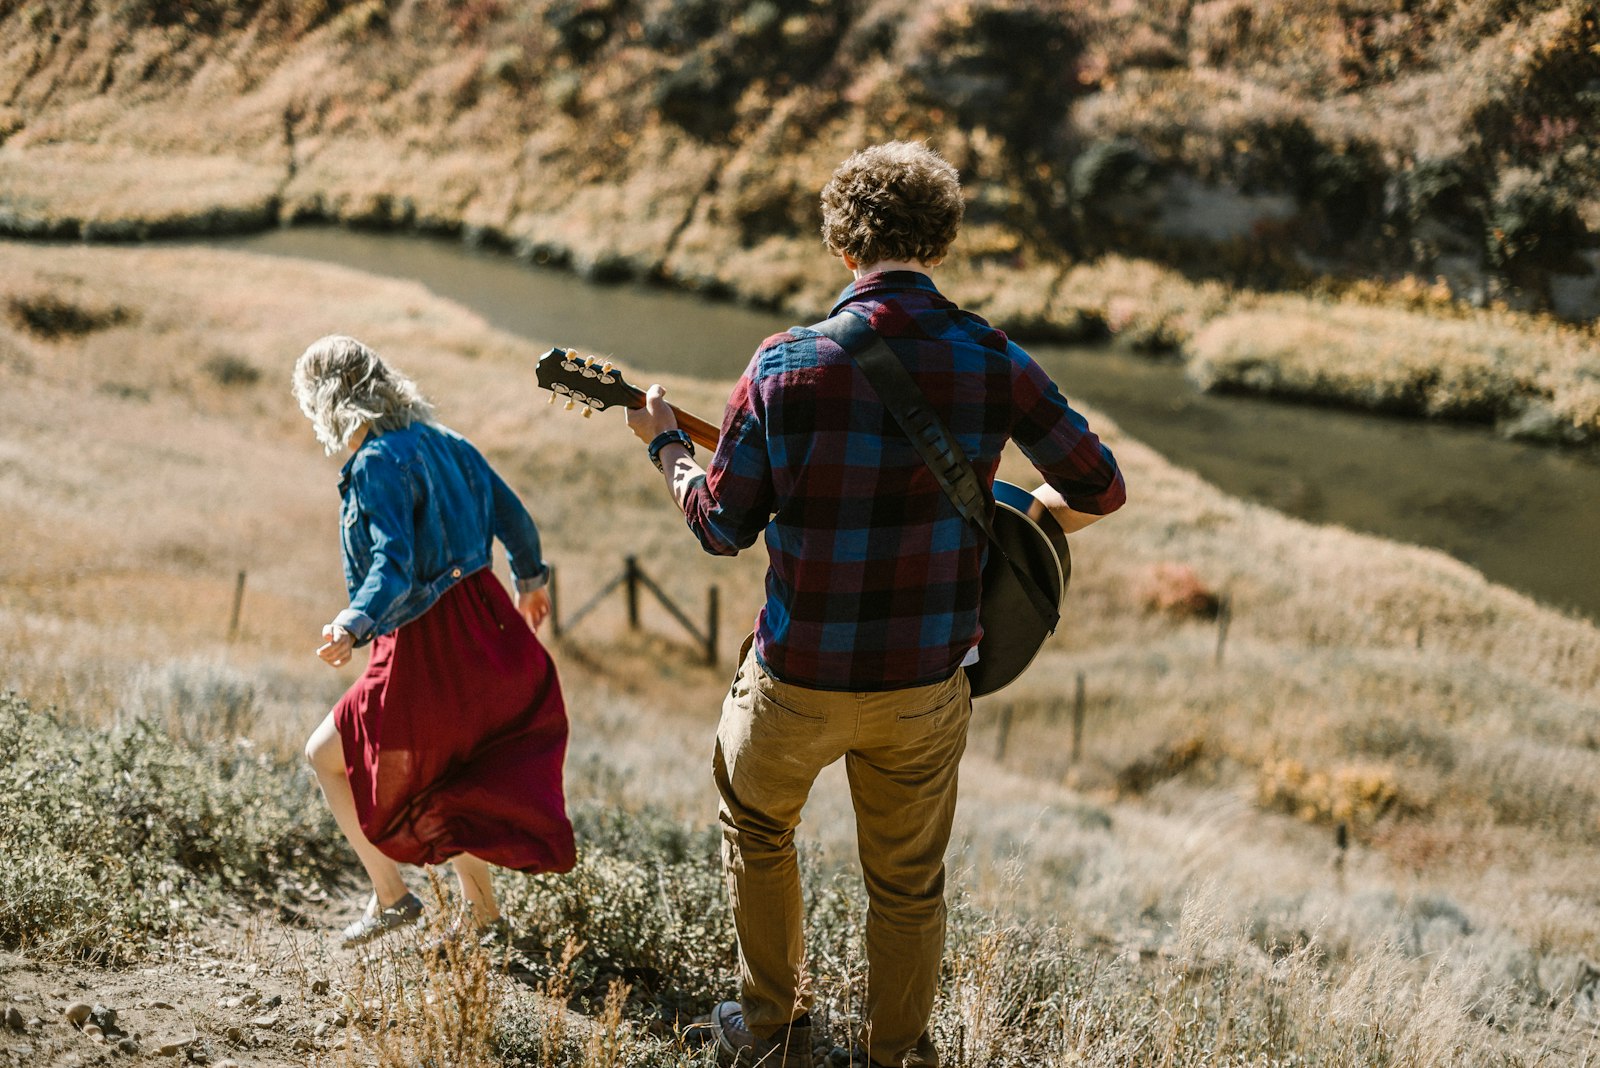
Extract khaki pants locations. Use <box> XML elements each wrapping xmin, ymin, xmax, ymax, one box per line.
<box><xmin>713</xmin><ymin>637</ymin><xmax>971</xmax><ymax>1068</ymax></box>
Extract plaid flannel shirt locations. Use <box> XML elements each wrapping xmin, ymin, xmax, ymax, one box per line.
<box><xmin>682</xmin><ymin>271</ymin><xmax>1126</xmax><ymax>691</ymax></box>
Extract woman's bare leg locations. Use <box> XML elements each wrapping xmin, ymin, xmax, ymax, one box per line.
<box><xmin>449</xmin><ymin>854</ymin><xmax>501</xmax><ymax>925</ymax></box>
<box><xmin>305</xmin><ymin>711</ymin><xmax>411</xmax><ymax>908</ymax></box>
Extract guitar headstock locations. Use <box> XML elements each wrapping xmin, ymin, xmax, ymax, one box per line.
<box><xmin>535</xmin><ymin>347</ymin><xmax>642</xmax><ymax>417</ymax></box>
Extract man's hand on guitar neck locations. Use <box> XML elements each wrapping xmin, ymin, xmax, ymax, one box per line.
<box><xmin>625</xmin><ymin>384</ymin><xmax>706</xmax><ymax>515</ymax></box>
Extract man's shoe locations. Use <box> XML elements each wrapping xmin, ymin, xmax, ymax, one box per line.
<box><xmin>693</xmin><ymin>1001</ymin><xmax>812</xmax><ymax>1067</ymax></box>
<box><xmin>340</xmin><ymin>892</ymin><xmax>425</xmax><ymax>948</ymax></box>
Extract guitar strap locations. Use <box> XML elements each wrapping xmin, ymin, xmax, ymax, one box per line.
<box><xmin>812</xmin><ymin>310</ymin><xmax>1061</xmax><ymax>633</ymax></box>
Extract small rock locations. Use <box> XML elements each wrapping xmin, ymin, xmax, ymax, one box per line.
<box><xmin>148</xmin><ymin>1000</ymin><xmax>176</xmax><ymax>1010</ymax></box>
<box><xmin>293</xmin><ymin>1036</ymin><xmax>315</xmax><ymax>1051</ymax></box>
<box><xmin>12</xmin><ymin>1044</ymin><xmax>33</xmax><ymax>1057</ymax></box>
<box><xmin>90</xmin><ymin>1004</ymin><xmax>119</xmax><ymax>1035</ymax></box>
<box><xmin>10</xmin><ymin>993</ymin><xmax>33</xmax><ymax>1003</ymax></box>
<box><xmin>240</xmin><ymin>992</ymin><xmax>260</xmax><ymax>1007</ymax></box>
<box><xmin>4</xmin><ymin>1005</ymin><xmax>24</xmax><ymax>1030</ymax></box>
<box><xmin>248</xmin><ymin>1012</ymin><xmax>280</xmax><ymax>1029</ymax></box>
<box><xmin>65</xmin><ymin>1002</ymin><xmax>93</xmax><ymax>1026</ymax></box>
<box><xmin>310</xmin><ymin>978</ymin><xmax>330</xmax><ymax>996</ymax></box>
<box><xmin>218</xmin><ymin>996</ymin><xmax>244</xmax><ymax>1009</ymax></box>
<box><xmin>313</xmin><ymin>1021</ymin><xmax>332</xmax><ymax>1038</ymax></box>
<box><xmin>215</xmin><ymin>1061</ymin><xmax>239</xmax><ymax>1068</ymax></box>
<box><xmin>225</xmin><ymin>1025</ymin><xmax>243</xmax><ymax>1042</ymax></box>
<box><xmin>84</xmin><ymin>1022</ymin><xmax>105</xmax><ymax>1043</ymax></box>
<box><xmin>261</xmin><ymin>993</ymin><xmax>282</xmax><ymax>1010</ymax></box>
<box><xmin>117</xmin><ymin>1036</ymin><xmax>141</xmax><ymax>1054</ymax></box>
<box><xmin>156</xmin><ymin>1036</ymin><xmax>194</xmax><ymax>1056</ymax></box>
<box><xmin>27</xmin><ymin>1016</ymin><xmax>43</xmax><ymax>1029</ymax></box>
<box><xmin>828</xmin><ymin>1047</ymin><xmax>852</xmax><ymax>1067</ymax></box>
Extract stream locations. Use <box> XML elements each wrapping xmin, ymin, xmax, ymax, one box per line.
<box><xmin>205</xmin><ymin>228</ymin><xmax>1600</xmax><ymax>622</ymax></box>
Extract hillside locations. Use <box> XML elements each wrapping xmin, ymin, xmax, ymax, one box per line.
<box><xmin>0</xmin><ymin>239</ymin><xmax>1597</xmax><ymax>1064</ymax></box>
<box><xmin>2</xmin><ymin>0</ymin><xmax>1598</xmax><ymax>443</ymax></box>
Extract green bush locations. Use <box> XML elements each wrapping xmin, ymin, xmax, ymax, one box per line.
<box><xmin>1485</xmin><ymin>170</ymin><xmax>1588</xmax><ymax>274</ymax></box>
<box><xmin>905</xmin><ymin>0</ymin><xmax>1087</xmax><ymax>155</ymax></box>
<box><xmin>0</xmin><ymin>693</ymin><xmax>342</xmax><ymax>964</ymax></box>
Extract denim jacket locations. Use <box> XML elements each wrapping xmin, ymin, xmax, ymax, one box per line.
<box><xmin>332</xmin><ymin>422</ymin><xmax>548</xmax><ymax>646</ymax></box>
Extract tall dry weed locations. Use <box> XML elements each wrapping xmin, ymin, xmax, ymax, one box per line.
<box><xmin>338</xmin><ymin>875</ymin><xmax>503</xmax><ymax>1068</ymax></box>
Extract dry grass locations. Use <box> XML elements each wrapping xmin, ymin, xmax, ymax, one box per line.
<box><xmin>1189</xmin><ymin>296</ymin><xmax>1600</xmax><ymax>441</ymax></box>
<box><xmin>1</xmin><ymin>239</ymin><xmax>1597</xmax><ymax>1063</ymax></box>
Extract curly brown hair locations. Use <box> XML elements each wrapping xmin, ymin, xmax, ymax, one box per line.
<box><xmin>819</xmin><ymin>141</ymin><xmax>964</xmax><ymax>266</ymax></box>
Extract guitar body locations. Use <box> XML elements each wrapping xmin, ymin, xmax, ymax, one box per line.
<box><xmin>535</xmin><ymin>347</ymin><xmax>1071</xmax><ymax>697</ymax></box>
<box><xmin>968</xmin><ymin>481</ymin><xmax>1070</xmax><ymax>698</ymax></box>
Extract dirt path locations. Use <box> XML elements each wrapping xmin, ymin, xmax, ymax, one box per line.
<box><xmin>0</xmin><ymin>897</ymin><xmax>371</xmax><ymax>1067</ymax></box>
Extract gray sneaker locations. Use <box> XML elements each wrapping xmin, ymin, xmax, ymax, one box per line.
<box><xmin>340</xmin><ymin>892</ymin><xmax>425</xmax><ymax>948</ymax></box>
<box><xmin>696</xmin><ymin>1001</ymin><xmax>812</xmax><ymax>1067</ymax></box>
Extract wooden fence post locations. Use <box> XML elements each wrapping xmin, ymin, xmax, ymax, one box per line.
<box><xmin>547</xmin><ymin>566</ymin><xmax>561</xmax><ymax>638</ymax></box>
<box><xmin>625</xmin><ymin>556</ymin><xmax>640</xmax><ymax>629</ymax></box>
<box><xmin>1214</xmin><ymin>592</ymin><xmax>1232</xmax><ymax>666</ymax></box>
<box><xmin>706</xmin><ymin>585</ymin><xmax>720</xmax><ymax>666</ymax></box>
<box><xmin>1071</xmin><ymin>671</ymin><xmax>1086</xmax><ymax>765</ymax></box>
<box><xmin>995</xmin><ymin>706</ymin><xmax>1013</xmax><ymax>762</ymax></box>
<box><xmin>227</xmin><ymin>570</ymin><xmax>247</xmax><ymax>643</ymax></box>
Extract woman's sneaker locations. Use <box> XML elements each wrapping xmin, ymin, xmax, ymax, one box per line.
<box><xmin>339</xmin><ymin>892</ymin><xmax>425</xmax><ymax>948</ymax></box>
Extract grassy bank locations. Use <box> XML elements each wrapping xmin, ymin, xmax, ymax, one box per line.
<box><xmin>0</xmin><ymin>240</ymin><xmax>1596</xmax><ymax>1063</ymax></box>
<box><xmin>1</xmin><ymin>0</ymin><xmax>1597</xmax><ymax>443</ymax></box>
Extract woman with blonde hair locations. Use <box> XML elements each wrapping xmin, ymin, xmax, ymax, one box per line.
<box><xmin>293</xmin><ymin>334</ymin><xmax>574</xmax><ymax>948</ymax></box>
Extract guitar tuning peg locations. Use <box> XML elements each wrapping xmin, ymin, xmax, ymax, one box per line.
<box><xmin>601</xmin><ymin>361</ymin><xmax>614</xmax><ymax>374</ymax></box>
<box><xmin>581</xmin><ymin>406</ymin><xmax>594</xmax><ymax>419</ymax></box>
<box><xmin>547</xmin><ymin>393</ymin><xmax>557</xmax><ymax>404</ymax></box>
<box><xmin>564</xmin><ymin>399</ymin><xmax>576</xmax><ymax>411</ymax></box>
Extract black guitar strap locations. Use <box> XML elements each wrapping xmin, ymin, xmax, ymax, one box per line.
<box><xmin>812</xmin><ymin>310</ymin><xmax>1061</xmax><ymax>633</ymax></box>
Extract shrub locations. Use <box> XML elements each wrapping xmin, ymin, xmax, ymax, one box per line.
<box><xmin>1256</xmin><ymin>756</ymin><xmax>1412</xmax><ymax>829</ymax></box>
<box><xmin>1485</xmin><ymin>170</ymin><xmax>1588</xmax><ymax>275</ymax></box>
<box><xmin>121</xmin><ymin>658</ymin><xmax>261</xmax><ymax>745</ymax></box>
<box><xmin>0</xmin><ymin>692</ymin><xmax>342</xmax><ymax>964</ymax></box>
<box><xmin>4</xmin><ymin>291</ymin><xmax>134</xmax><ymax>339</ymax></box>
<box><xmin>548</xmin><ymin>0</ymin><xmax>622</xmax><ymax>63</ymax></box>
<box><xmin>203</xmin><ymin>352</ymin><xmax>263</xmax><ymax>387</ymax></box>
<box><xmin>904</xmin><ymin>0</ymin><xmax>1088</xmax><ymax>157</ymax></box>
<box><xmin>1399</xmin><ymin>158</ymin><xmax>1487</xmax><ymax>231</ymax></box>
<box><xmin>1136</xmin><ymin>562</ymin><xmax>1220</xmax><ymax>619</ymax></box>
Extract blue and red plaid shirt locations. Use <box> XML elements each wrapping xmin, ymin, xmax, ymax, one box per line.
<box><xmin>683</xmin><ymin>271</ymin><xmax>1126</xmax><ymax>691</ymax></box>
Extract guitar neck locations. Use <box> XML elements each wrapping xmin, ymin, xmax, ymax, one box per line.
<box><xmin>664</xmin><ymin>404</ymin><xmax>721</xmax><ymax>453</ymax></box>
<box><xmin>616</xmin><ymin>381</ymin><xmax>719</xmax><ymax>451</ymax></box>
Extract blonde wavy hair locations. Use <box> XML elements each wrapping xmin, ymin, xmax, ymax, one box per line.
<box><xmin>819</xmin><ymin>141</ymin><xmax>964</xmax><ymax>266</ymax></box>
<box><xmin>292</xmin><ymin>335</ymin><xmax>435</xmax><ymax>454</ymax></box>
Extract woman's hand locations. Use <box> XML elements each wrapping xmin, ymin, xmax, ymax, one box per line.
<box><xmin>318</xmin><ymin>623</ymin><xmax>355</xmax><ymax>667</ymax></box>
<box><xmin>517</xmin><ymin>587</ymin><xmax>552</xmax><ymax>634</ymax></box>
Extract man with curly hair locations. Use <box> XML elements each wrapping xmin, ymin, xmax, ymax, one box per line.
<box><xmin>627</xmin><ymin>141</ymin><xmax>1125</xmax><ymax>1067</ymax></box>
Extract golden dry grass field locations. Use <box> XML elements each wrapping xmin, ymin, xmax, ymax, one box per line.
<box><xmin>1</xmin><ymin>239</ymin><xmax>1598</xmax><ymax>1065</ymax></box>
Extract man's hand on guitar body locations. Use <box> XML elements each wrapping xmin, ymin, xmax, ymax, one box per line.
<box><xmin>1031</xmin><ymin>482</ymin><xmax>1109</xmax><ymax>535</ymax></box>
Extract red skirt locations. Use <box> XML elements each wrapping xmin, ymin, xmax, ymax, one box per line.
<box><xmin>333</xmin><ymin>568</ymin><xmax>575</xmax><ymax>873</ymax></box>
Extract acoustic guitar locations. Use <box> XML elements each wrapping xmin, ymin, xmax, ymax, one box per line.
<box><xmin>534</xmin><ymin>347</ymin><xmax>1069</xmax><ymax>697</ymax></box>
